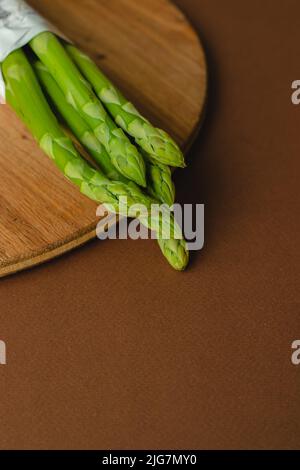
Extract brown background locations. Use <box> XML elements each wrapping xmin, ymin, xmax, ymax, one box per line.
<box><xmin>0</xmin><ymin>0</ymin><xmax>299</xmax><ymax>450</ymax></box>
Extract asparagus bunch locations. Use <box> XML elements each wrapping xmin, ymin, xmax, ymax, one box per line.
<box><xmin>30</xmin><ymin>32</ymin><xmax>147</xmax><ymax>187</ymax></box>
<box><xmin>33</xmin><ymin>60</ymin><xmax>175</xmax><ymax>206</ymax></box>
<box><xmin>33</xmin><ymin>60</ymin><xmax>128</xmax><ymax>183</ymax></box>
<box><xmin>2</xmin><ymin>46</ymin><xmax>189</xmax><ymax>270</ymax></box>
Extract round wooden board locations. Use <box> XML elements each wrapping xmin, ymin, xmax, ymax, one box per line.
<box><xmin>0</xmin><ymin>0</ymin><xmax>207</xmax><ymax>278</ymax></box>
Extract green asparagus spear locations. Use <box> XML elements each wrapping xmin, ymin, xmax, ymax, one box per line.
<box><xmin>66</xmin><ymin>45</ymin><xmax>185</xmax><ymax>168</ymax></box>
<box><xmin>34</xmin><ymin>59</ymin><xmax>175</xmax><ymax>205</ymax></box>
<box><xmin>145</xmin><ymin>159</ymin><xmax>175</xmax><ymax>207</ymax></box>
<box><xmin>33</xmin><ymin>60</ymin><xmax>128</xmax><ymax>183</ymax></box>
<box><xmin>2</xmin><ymin>48</ymin><xmax>188</xmax><ymax>271</ymax></box>
<box><xmin>30</xmin><ymin>32</ymin><xmax>146</xmax><ymax>187</ymax></box>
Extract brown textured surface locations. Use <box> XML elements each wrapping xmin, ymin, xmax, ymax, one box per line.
<box><xmin>0</xmin><ymin>0</ymin><xmax>206</xmax><ymax>277</ymax></box>
<box><xmin>0</xmin><ymin>0</ymin><xmax>299</xmax><ymax>450</ymax></box>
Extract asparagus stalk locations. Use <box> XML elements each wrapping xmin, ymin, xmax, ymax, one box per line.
<box><xmin>145</xmin><ymin>159</ymin><xmax>175</xmax><ymax>207</ymax></box>
<box><xmin>2</xmin><ymin>48</ymin><xmax>188</xmax><ymax>271</ymax></box>
<box><xmin>30</xmin><ymin>32</ymin><xmax>147</xmax><ymax>187</ymax></box>
<box><xmin>66</xmin><ymin>45</ymin><xmax>185</xmax><ymax>168</ymax></box>
<box><xmin>33</xmin><ymin>60</ymin><xmax>128</xmax><ymax>183</ymax></box>
<box><xmin>34</xmin><ymin>60</ymin><xmax>175</xmax><ymax>205</ymax></box>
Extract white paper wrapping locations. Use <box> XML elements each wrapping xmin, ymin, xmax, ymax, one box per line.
<box><xmin>0</xmin><ymin>0</ymin><xmax>64</xmax><ymax>102</ymax></box>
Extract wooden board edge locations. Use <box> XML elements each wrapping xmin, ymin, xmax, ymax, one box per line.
<box><xmin>169</xmin><ymin>0</ymin><xmax>208</xmax><ymax>151</ymax></box>
<box><xmin>0</xmin><ymin>223</ymin><xmax>98</xmax><ymax>278</ymax></box>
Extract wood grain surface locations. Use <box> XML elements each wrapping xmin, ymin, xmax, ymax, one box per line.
<box><xmin>0</xmin><ymin>0</ymin><xmax>207</xmax><ymax>278</ymax></box>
